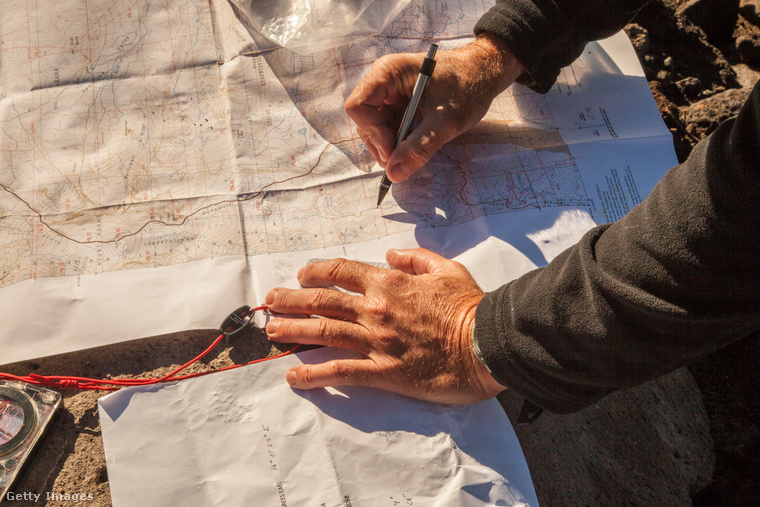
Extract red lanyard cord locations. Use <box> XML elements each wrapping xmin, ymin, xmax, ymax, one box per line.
<box><xmin>0</xmin><ymin>305</ymin><xmax>299</xmax><ymax>391</ymax></box>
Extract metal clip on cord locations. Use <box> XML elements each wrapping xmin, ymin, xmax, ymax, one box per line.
<box><xmin>219</xmin><ymin>305</ymin><xmax>255</xmax><ymax>340</ymax></box>
<box><xmin>0</xmin><ymin>304</ymin><xmax>299</xmax><ymax>392</ymax></box>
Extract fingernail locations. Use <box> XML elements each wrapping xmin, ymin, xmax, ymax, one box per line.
<box><xmin>265</xmin><ymin>289</ymin><xmax>278</xmax><ymax>306</ymax></box>
<box><xmin>286</xmin><ymin>370</ymin><xmax>297</xmax><ymax>386</ymax></box>
<box><xmin>266</xmin><ymin>319</ymin><xmax>279</xmax><ymax>336</ymax></box>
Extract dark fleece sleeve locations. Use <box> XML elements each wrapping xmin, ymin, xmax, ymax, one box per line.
<box><xmin>475</xmin><ymin>0</ymin><xmax>652</xmax><ymax>92</ymax></box>
<box><xmin>474</xmin><ymin>81</ymin><xmax>760</xmax><ymax>413</ymax></box>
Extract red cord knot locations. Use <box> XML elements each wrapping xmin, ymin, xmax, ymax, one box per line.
<box><xmin>59</xmin><ymin>379</ymin><xmax>79</xmax><ymax>389</ymax></box>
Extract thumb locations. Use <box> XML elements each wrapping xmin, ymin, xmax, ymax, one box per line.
<box><xmin>385</xmin><ymin>120</ymin><xmax>448</xmax><ymax>182</ymax></box>
<box><xmin>386</xmin><ymin>247</ymin><xmax>450</xmax><ymax>276</ymax></box>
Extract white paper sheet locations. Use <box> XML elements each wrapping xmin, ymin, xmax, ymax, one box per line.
<box><xmin>99</xmin><ymin>348</ymin><xmax>538</xmax><ymax>506</ymax></box>
<box><xmin>0</xmin><ymin>255</ymin><xmax>255</xmax><ymax>365</ymax></box>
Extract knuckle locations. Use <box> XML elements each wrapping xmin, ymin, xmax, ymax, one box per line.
<box><xmin>344</xmin><ymin>93</ymin><xmax>359</xmax><ymax>112</ymax></box>
<box><xmin>344</xmin><ymin>92</ymin><xmax>367</xmax><ymax>115</ymax></box>
<box><xmin>325</xmin><ymin>257</ymin><xmax>351</xmax><ymax>281</ymax></box>
<box><xmin>285</xmin><ymin>319</ymin><xmax>305</xmax><ymax>336</ymax></box>
<box><xmin>449</xmin><ymin>259</ymin><xmax>469</xmax><ymax>274</ymax></box>
<box><xmin>376</xmin><ymin>269</ymin><xmax>405</xmax><ymax>287</ymax></box>
<box><xmin>378</xmin><ymin>336</ymin><xmax>409</xmax><ymax>359</ymax></box>
<box><xmin>372</xmin><ymin>55</ymin><xmax>397</xmax><ymax>75</ymax></box>
<box><xmin>300</xmin><ymin>366</ymin><xmax>316</xmax><ymax>387</ymax></box>
<box><xmin>316</xmin><ymin>318</ymin><xmax>332</xmax><ymax>343</ymax></box>
<box><xmin>364</xmin><ymin>297</ymin><xmax>391</xmax><ymax>318</ymax></box>
<box><xmin>306</xmin><ymin>289</ymin><xmax>330</xmax><ymax>310</ymax></box>
<box><xmin>329</xmin><ymin>360</ymin><xmax>352</xmax><ymax>383</ymax></box>
<box><xmin>304</xmin><ymin>289</ymin><xmax>320</xmax><ymax>308</ymax></box>
<box><xmin>409</xmin><ymin>247</ymin><xmax>428</xmax><ymax>257</ymax></box>
<box><xmin>373</xmin><ymin>54</ymin><xmax>422</xmax><ymax>89</ymax></box>
<box><xmin>330</xmin><ymin>360</ymin><xmax>365</xmax><ymax>386</ymax></box>
<box><xmin>272</xmin><ymin>288</ymin><xmax>291</xmax><ymax>308</ymax></box>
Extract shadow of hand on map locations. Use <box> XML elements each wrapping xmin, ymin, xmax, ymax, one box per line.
<box><xmin>289</xmin><ymin>349</ymin><xmax>532</xmax><ymax>499</ymax></box>
<box><xmin>382</xmin><ymin>119</ymin><xmax>582</xmax><ymax>265</ymax></box>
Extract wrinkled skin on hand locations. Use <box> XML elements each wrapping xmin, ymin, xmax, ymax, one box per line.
<box><xmin>265</xmin><ymin>248</ymin><xmax>505</xmax><ymax>404</ymax></box>
<box><xmin>344</xmin><ymin>33</ymin><xmax>525</xmax><ymax>182</ymax></box>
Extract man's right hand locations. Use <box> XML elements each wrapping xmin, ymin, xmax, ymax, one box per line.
<box><xmin>344</xmin><ymin>32</ymin><xmax>525</xmax><ymax>183</ymax></box>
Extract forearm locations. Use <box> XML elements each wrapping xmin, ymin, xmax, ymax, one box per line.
<box><xmin>475</xmin><ymin>0</ymin><xmax>653</xmax><ymax>92</ymax></box>
<box><xmin>467</xmin><ymin>32</ymin><xmax>526</xmax><ymax>99</ymax></box>
<box><xmin>474</xmin><ymin>81</ymin><xmax>760</xmax><ymax>413</ymax></box>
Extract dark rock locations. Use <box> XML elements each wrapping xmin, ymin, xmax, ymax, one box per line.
<box><xmin>649</xmin><ymin>80</ymin><xmax>679</xmax><ymax>118</ymax></box>
<box><xmin>625</xmin><ymin>23</ymin><xmax>650</xmax><ymax>52</ymax></box>
<box><xmin>737</xmin><ymin>34</ymin><xmax>760</xmax><ymax>62</ymax></box>
<box><xmin>632</xmin><ymin>2</ymin><xmax>739</xmax><ymax>107</ymax></box>
<box><xmin>649</xmin><ymin>80</ymin><xmax>696</xmax><ymax>163</ymax></box>
<box><xmin>681</xmin><ymin>87</ymin><xmax>752</xmax><ymax>139</ymax></box>
<box><xmin>628</xmin><ymin>1</ymin><xmax>742</xmax><ymax>163</ymax></box>
<box><xmin>677</xmin><ymin>0</ymin><xmax>740</xmax><ymax>46</ymax></box>
<box><xmin>740</xmin><ymin>0</ymin><xmax>760</xmax><ymax>28</ymax></box>
<box><xmin>677</xmin><ymin>76</ymin><xmax>705</xmax><ymax>101</ymax></box>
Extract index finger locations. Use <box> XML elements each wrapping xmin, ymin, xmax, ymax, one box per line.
<box><xmin>297</xmin><ymin>258</ymin><xmax>381</xmax><ymax>294</ymax></box>
<box><xmin>345</xmin><ymin>56</ymin><xmax>420</xmax><ymax>162</ymax></box>
<box><xmin>345</xmin><ymin>83</ymin><xmax>396</xmax><ymax>164</ymax></box>
<box><xmin>344</xmin><ymin>71</ymin><xmax>394</xmax><ymax>127</ymax></box>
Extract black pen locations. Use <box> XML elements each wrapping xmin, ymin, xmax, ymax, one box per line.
<box><xmin>376</xmin><ymin>43</ymin><xmax>438</xmax><ymax>208</ymax></box>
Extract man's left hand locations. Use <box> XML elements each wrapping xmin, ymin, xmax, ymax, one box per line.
<box><xmin>265</xmin><ymin>248</ymin><xmax>505</xmax><ymax>404</ymax></box>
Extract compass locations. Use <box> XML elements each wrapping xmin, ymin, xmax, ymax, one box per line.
<box><xmin>0</xmin><ymin>382</ymin><xmax>60</xmax><ymax>497</ymax></box>
<box><xmin>0</xmin><ymin>386</ymin><xmax>37</xmax><ymax>457</ymax></box>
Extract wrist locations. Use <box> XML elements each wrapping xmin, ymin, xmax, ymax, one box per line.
<box><xmin>467</xmin><ymin>32</ymin><xmax>526</xmax><ymax>98</ymax></box>
<box><xmin>467</xmin><ymin>316</ymin><xmax>508</xmax><ymax>398</ymax></box>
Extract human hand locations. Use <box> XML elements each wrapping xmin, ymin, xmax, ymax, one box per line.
<box><xmin>264</xmin><ymin>248</ymin><xmax>505</xmax><ymax>404</ymax></box>
<box><xmin>345</xmin><ymin>33</ymin><xmax>525</xmax><ymax>183</ymax></box>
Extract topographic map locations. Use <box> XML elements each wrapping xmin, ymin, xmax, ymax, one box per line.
<box><xmin>0</xmin><ymin>0</ymin><xmax>677</xmax><ymax>361</ymax></box>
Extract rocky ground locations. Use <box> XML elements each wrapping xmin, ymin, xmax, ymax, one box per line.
<box><xmin>4</xmin><ymin>1</ymin><xmax>760</xmax><ymax>505</ymax></box>
<box><xmin>625</xmin><ymin>0</ymin><xmax>760</xmax><ymax>503</ymax></box>
<box><xmin>627</xmin><ymin>0</ymin><xmax>760</xmax><ymax>161</ymax></box>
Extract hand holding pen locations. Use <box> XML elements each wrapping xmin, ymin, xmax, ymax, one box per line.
<box><xmin>343</xmin><ymin>34</ymin><xmax>527</xmax><ymax>201</ymax></box>
<box><xmin>376</xmin><ymin>43</ymin><xmax>438</xmax><ymax>207</ymax></box>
